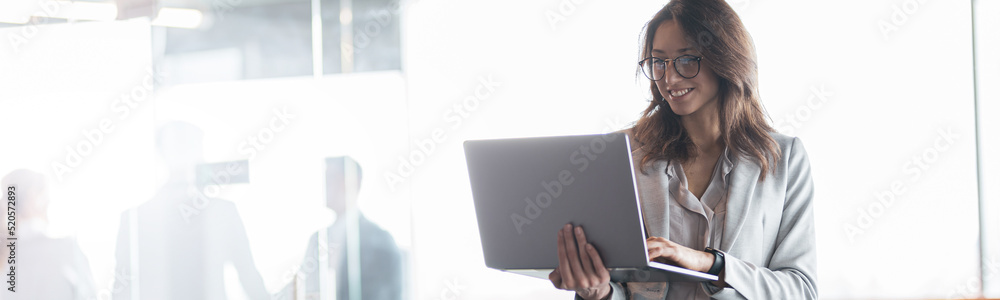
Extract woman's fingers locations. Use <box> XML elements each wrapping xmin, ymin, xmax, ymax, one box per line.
<box><xmin>556</xmin><ymin>228</ymin><xmax>575</xmax><ymax>289</ymax></box>
<box><xmin>646</xmin><ymin>237</ymin><xmax>710</xmax><ymax>271</ymax></box>
<box><xmin>648</xmin><ymin>246</ymin><xmax>664</xmax><ymax>260</ymax></box>
<box><xmin>584</xmin><ymin>242</ymin><xmax>611</xmax><ymax>283</ymax></box>
<box><xmin>573</xmin><ymin>226</ymin><xmax>598</xmax><ymax>282</ymax></box>
<box><xmin>562</xmin><ymin>224</ymin><xmax>588</xmax><ymax>284</ymax></box>
<box><xmin>646</xmin><ymin>237</ymin><xmax>674</xmax><ymax>262</ymax></box>
<box><xmin>549</xmin><ymin>268</ymin><xmax>563</xmax><ymax>289</ymax></box>
<box><xmin>555</xmin><ymin>223</ymin><xmax>610</xmax><ymax>292</ymax></box>
<box><xmin>646</xmin><ymin>237</ymin><xmax>662</xmax><ymax>260</ymax></box>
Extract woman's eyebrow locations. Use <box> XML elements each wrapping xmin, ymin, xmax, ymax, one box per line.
<box><xmin>652</xmin><ymin>47</ymin><xmax>692</xmax><ymax>56</ymax></box>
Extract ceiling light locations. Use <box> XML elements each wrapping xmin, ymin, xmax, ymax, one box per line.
<box><xmin>151</xmin><ymin>7</ymin><xmax>202</xmax><ymax>29</ymax></box>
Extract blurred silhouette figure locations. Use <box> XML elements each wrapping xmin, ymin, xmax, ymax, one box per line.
<box><xmin>113</xmin><ymin>121</ymin><xmax>268</xmax><ymax>300</ymax></box>
<box><xmin>276</xmin><ymin>156</ymin><xmax>403</xmax><ymax>300</ymax></box>
<box><xmin>0</xmin><ymin>169</ymin><xmax>96</xmax><ymax>300</ymax></box>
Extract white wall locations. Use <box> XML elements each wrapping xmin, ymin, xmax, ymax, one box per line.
<box><xmin>747</xmin><ymin>0</ymin><xmax>979</xmax><ymax>298</ymax></box>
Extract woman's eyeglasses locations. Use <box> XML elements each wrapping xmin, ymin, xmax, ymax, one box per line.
<box><xmin>639</xmin><ymin>55</ymin><xmax>702</xmax><ymax>80</ymax></box>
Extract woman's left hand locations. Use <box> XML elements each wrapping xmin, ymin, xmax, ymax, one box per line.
<box><xmin>646</xmin><ymin>237</ymin><xmax>728</xmax><ymax>287</ymax></box>
<box><xmin>645</xmin><ymin>237</ymin><xmax>715</xmax><ymax>274</ymax></box>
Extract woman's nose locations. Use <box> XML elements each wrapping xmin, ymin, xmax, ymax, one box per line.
<box><xmin>661</xmin><ymin>62</ymin><xmax>683</xmax><ymax>84</ymax></box>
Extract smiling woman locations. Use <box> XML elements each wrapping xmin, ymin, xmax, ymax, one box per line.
<box><xmin>632</xmin><ymin>0</ymin><xmax>777</xmax><ymax>182</ymax></box>
<box><xmin>547</xmin><ymin>0</ymin><xmax>817</xmax><ymax>299</ymax></box>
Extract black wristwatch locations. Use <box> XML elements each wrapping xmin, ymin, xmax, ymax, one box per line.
<box><xmin>705</xmin><ymin>247</ymin><xmax>725</xmax><ymax>276</ymax></box>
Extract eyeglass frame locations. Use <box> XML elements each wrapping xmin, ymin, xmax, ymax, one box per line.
<box><xmin>638</xmin><ymin>55</ymin><xmax>703</xmax><ymax>80</ymax></box>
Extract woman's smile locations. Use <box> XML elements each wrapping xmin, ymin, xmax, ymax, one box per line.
<box><xmin>668</xmin><ymin>87</ymin><xmax>694</xmax><ymax>100</ymax></box>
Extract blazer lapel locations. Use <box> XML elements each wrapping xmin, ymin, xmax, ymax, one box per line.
<box><xmin>628</xmin><ymin>135</ymin><xmax>673</xmax><ymax>241</ymax></box>
<box><xmin>628</xmin><ymin>132</ymin><xmax>761</xmax><ymax>252</ymax></box>
<box><xmin>631</xmin><ymin>150</ymin><xmax>671</xmax><ymax>241</ymax></box>
<box><xmin>720</xmin><ymin>157</ymin><xmax>761</xmax><ymax>252</ymax></box>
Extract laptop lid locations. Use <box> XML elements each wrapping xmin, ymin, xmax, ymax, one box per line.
<box><xmin>463</xmin><ymin>132</ymin><xmax>650</xmax><ymax>271</ymax></box>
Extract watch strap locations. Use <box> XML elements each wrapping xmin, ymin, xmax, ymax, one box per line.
<box><xmin>705</xmin><ymin>247</ymin><xmax>725</xmax><ymax>276</ymax></box>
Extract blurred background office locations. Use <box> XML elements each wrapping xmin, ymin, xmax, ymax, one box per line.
<box><xmin>1</xmin><ymin>169</ymin><xmax>96</xmax><ymax>300</ymax></box>
<box><xmin>0</xmin><ymin>0</ymin><xmax>998</xmax><ymax>299</ymax></box>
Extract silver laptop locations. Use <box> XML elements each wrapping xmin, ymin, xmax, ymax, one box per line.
<box><xmin>463</xmin><ymin>132</ymin><xmax>717</xmax><ymax>282</ymax></box>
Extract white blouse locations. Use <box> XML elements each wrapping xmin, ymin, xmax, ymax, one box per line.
<box><xmin>626</xmin><ymin>146</ymin><xmax>733</xmax><ymax>300</ymax></box>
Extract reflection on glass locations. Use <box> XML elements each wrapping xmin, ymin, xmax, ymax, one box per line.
<box><xmin>112</xmin><ymin>121</ymin><xmax>268</xmax><ymax>299</ymax></box>
<box><xmin>276</xmin><ymin>156</ymin><xmax>403</xmax><ymax>300</ymax></box>
<box><xmin>349</xmin><ymin>0</ymin><xmax>402</xmax><ymax>72</ymax></box>
<box><xmin>163</xmin><ymin>0</ymin><xmax>313</xmax><ymax>85</ymax></box>
<box><xmin>322</xmin><ymin>0</ymin><xmax>402</xmax><ymax>73</ymax></box>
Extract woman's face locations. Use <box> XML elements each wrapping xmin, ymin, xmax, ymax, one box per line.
<box><xmin>651</xmin><ymin>20</ymin><xmax>721</xmax><ymax>117</ymax></box>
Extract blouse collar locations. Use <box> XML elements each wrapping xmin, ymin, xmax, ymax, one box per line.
<box><xmin>665</xmin><ymin>145</ymin><xmax>735</xmax><ymax>183</ymax></box>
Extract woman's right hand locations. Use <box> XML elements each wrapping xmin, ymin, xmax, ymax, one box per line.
<box><xmin>549</xmin><ymin>224</ymin><xmax>612</xmax><ymax>300</ymax></box>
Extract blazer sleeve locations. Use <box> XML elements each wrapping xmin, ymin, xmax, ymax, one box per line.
<box><xmin>702</xmin><ymin>137</ymin><xmax>819</xmax><ymax>299</ymax></box>
<box><xmin>573</xmin><ymin>282</ymin><xmax>629</xmax><ymax>300</ymax></box>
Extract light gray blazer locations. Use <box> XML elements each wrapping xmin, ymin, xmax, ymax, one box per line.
<box><xmin>603</xmin><ymin>131</ymin><xmax>818</xmax><ymax>299</ymax></box>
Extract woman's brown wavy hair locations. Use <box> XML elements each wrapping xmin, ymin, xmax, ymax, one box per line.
<box><xmin>631</xmin><ymin>0</ymin><xmax>779</xmax><ymax>181</ymax></box>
